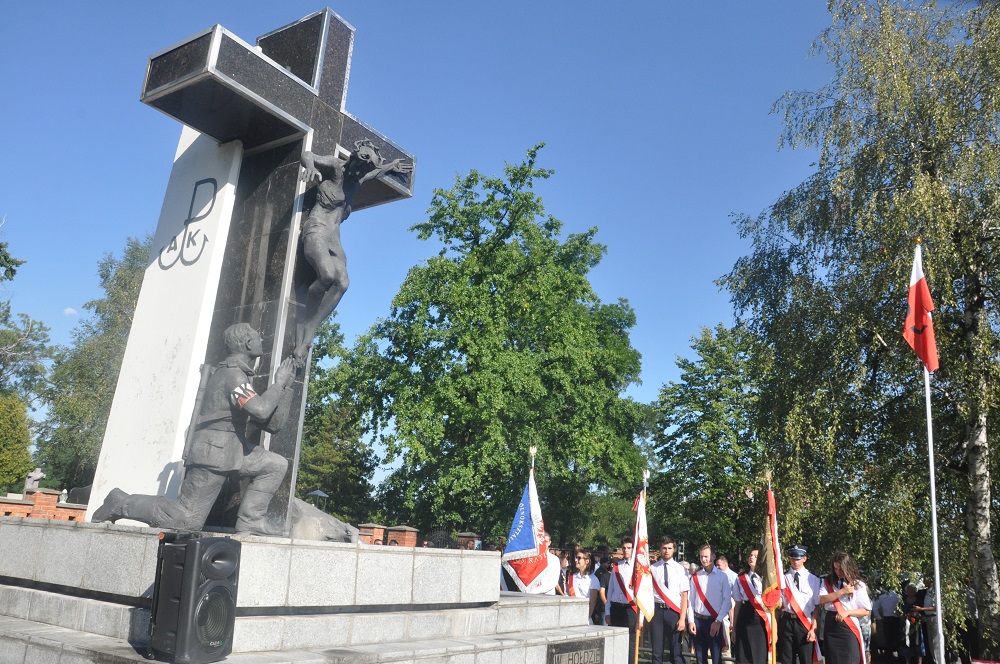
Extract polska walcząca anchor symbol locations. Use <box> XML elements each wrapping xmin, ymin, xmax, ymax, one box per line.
<box><xmin>158</xmin><ymin>178</ymin><xmax>215</xmax><ymax>269</ymax></box>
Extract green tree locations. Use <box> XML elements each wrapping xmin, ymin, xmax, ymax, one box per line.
<box><xmin>35</xmin><ymin>236</ymin><xmax>150</xmax><ymax>489</ymax></box>
<box><xmin>0</xmin><ymin>227</ymin><xmax>49</xmax><ymax>399</ymax></box>
<box><xmin>720</xmin><ymin>0</ymin><xmax>1000</xmax><ymax>649</ymax></box>
<box><xmin>341</xmin><ymin>146</ymin><xmax>646</xmax><ymax>542</ymax></box>
<box><xmin>0</xmin><ymin>226</ymin><xmax>25</xmax><ymax>282</ymax></box>
<box><xmin>0</xmin><ymin>301</ymin><xmax>50</xmax><ymax>399</ymax></box>
<box><xmin>650</xmin><ymin>324</ymin><xmax>767</xmax><ymax>558</ymax></box>
<box><xmin>575</xmin><ymin>491</ymin><xmax>636</xmax><ymax>550</ymax></box>
<box><xmin>295</xmin><ymin>318</ymin><xmax>377</xmax><ymax>524</ymax></box>
<box><xmin>0</xmin><ymin>391</ymin><xmax>32</xmax><ymax>492</ymax></box>
<box><xmin>0</xmin><ymin>230</ymin><xmax>49</xmax><ymax>489</ymax></box>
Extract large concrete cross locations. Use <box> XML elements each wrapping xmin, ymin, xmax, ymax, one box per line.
<box><xmin>88</xmin><ymin>10</ymin><xmax>414</xmax><ymax>533</ymax></box>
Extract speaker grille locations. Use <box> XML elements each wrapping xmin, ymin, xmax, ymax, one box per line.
<box><xmin>196</xmin><ymin>587</ymin><xmax>234</xmax><ymax>653</ymax></box>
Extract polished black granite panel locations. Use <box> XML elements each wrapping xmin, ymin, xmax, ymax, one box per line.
<box><xmin>145</xmin><ymin>78</ymin><xmax>302</xmax><ymax>149</ymax></box>
<box><xmin>308</xmin><ymin>98</ymin><xmax>345</xmax><ymax>156</ymax></box>
<box><xmin>318</xmin><ymin>12</ymin><xmax>354</xmax><ymax>110</ymax></box>
<box><xmin>257</xmin><ymin>12</ymin><xmax>325</xmax><ymax>87</ymax></box>
<box><xmin>202</xmin><ymin>140</ymin><xmax>303</xmax><ymax>530</ymax></box>
<box><xmin>216</xmin><ymin>34</ymin><xmax>314</xmax><ymax>125</ymax></box>
<box><xmin>144</xmin><ymin>33</ymin><xmax>212</xmax><ymax>94</ymax></box>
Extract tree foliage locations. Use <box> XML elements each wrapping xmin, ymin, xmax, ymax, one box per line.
<box><xmin>294</xmin><ymin>317</ymin><xmax>377</xmax><ymax>524</ymax></box>
<box><xmin>35</xmin><ymin>236</ymin><xmax>150</xmax><ymax>489</ymax></box>
<box><xmin>0</xmin><ymin>301</ymin><xmax>50</xmax><ymax>399</ymax></box>
<box><xmin>0</xmin><ymin>226</ymin><xmax>25</xmax><ymax>283</ymax></box>
<box><xmin>0</xmin><ymin>391</ymin><xmax>32</xmax><ymax>492</ymax></box>
<box><xmin>650</xmin><ymin>324</ymin><xmax>768</xmax><ymax>560</ymax></box>
<box><xmin>0</xmin><ymin>226</ymin><xmax>49</xmax><ymax>399</ymax></box>
<box><xmin>718</xmin><ymin>0</ymin><xmax>1000</xmax><ymax>651</ymax></box>
<box><xmin>340</xmin><ymin>146</ymin><xmax>647</xmax><ymax>542</ymax></box>
<box><xmin>0</xmin><ymin>230</ymin><xmax>48</xmax><ymax>490</ymax></box>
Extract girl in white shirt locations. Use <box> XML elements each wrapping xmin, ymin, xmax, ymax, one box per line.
<box><xmin>818</xmin><ymin>552</ymin><xmax>872</xmax><ymax>664</ymax></box>
<box><xmin>568</xmin><ymin>549</ymin><xmax>601</xmax><ymax>623</ymax></box>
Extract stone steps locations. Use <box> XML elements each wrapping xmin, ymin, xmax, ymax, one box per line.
<box><xmin>0</xmin><ymin>614</ymin><xmax>627</xmax><ymax>664</ymax></box>
<box><xmin>233</xmin><ymin>592</ymin><xmax>590</xmax><ymax>652</ymax></box>
<box><xmin>0</xmin><ymin>582</ymin><xmax>591</xmax><ymax>655</ymax></box>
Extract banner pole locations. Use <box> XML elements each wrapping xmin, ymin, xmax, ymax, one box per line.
<box><xmin>923</xmin><ymin>367</ymin><xmax>945</xmax><ymax>664</ymax></box>
<box><xmin>634</xmin><ymin>614</ymin><xmax>643</xmax><ymax>664</ymax></box>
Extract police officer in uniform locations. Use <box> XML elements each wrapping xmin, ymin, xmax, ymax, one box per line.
<box><xmin>779</xmin><ymin>545</ymin><xmax>821</xmax><ymax>664</ymax></box>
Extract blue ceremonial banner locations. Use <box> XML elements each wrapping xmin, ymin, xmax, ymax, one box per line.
<box><xmin>506</xmin><ymin>480</ymin><xmax>538</xmax><ymax>553</ymax></box>
<box><xmin>501</xmin><ymin>468</ymin><xmax>553</xmax><ymax>592</ymax></box>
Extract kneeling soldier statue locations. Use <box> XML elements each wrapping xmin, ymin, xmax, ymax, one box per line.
<box><xmin>93</xmin><ymin>323</ymin><xmax>295</xmax><ymax>535</ymax></box>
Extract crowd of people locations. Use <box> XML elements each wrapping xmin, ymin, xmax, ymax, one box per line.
<box><xmin>507</xmin><ymin>534</ymin><xmax>969</xmax><ymax>664</ymax></box>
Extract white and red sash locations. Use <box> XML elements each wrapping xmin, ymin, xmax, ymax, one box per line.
<box><xmin>692</xmin><ymin>572</ymin><xmax>718</xmax><ymax>620</ymax></box>
<box><xmin>652</xmin><ymin>564</ymin><xmax>682</xmax><ymax>614</ymax></box>
<box><xmin>824</xmin><ymin>579</ymin><xmax>864</xmax><ymax>663</ymax></box>
<box><xmin>784</xmin><ymin>578</ymin><xmax>823</xmax><ymax>662</ymax></box>
<box><xmin>739</xmin><ymin>575</ymin><xmax>772</xmax><ymax>650</ymax></box>
<box><xmin>567</xmin><ymin>573</ymin><xmax>577</xmax><ymax>597</ymax></box>
<box><xmin>613</xmin><ymin>564</ymin><xmax>637</xmax><ymax>612</ymax></box>
<box><xmin>783</xmin><ymin>580</ymin><xmax>813</xmax><ymax>631</ymax></box>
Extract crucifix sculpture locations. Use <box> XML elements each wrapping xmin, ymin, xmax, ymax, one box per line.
<box><xmin>88</xmin><ymin>9</ymin><xmax>414</xmax><ymax>535</ymax></box>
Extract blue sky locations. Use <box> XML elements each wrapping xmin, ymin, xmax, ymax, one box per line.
<box><xmin>0</xmin><ymin>2</ymin><xmax>831</xmax><ymax>406</ymax></box>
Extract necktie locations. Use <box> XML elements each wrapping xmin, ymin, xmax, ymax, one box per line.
<box><xmin>752</xmin><ymin>575</ymin><xmax>759</xmax><ymax>593</ymax></box>
<box><xmin>664</xmin><ymin>565</ymin><xmax>669</xmax><ymax>588</ymax></box>
<box><xmin>794</xmin><ymin>572</ymin><xmax>800</xmax><ymax>591</ymax></box>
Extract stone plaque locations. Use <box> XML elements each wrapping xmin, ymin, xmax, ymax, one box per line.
<box><xmin>547</xmin><ymin>638</ymin><xmax>604</xmax><ymax>664</ymax></box>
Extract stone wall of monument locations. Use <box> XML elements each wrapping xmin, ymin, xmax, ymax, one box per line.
<box><xmin>0</xmin><ymin>488</ymin><xmax>87</xmax><ymax>521</ymax></box>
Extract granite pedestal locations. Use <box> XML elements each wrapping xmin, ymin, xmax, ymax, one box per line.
<box><xmin>0</xmin><ymin>518</ymin><xmax>626</xmax><ymax>663</ymax></box>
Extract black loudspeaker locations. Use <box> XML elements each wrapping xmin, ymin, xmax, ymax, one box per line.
<box><xmin>149</xmin><ymin>535</ymin><xmax>241</xmax><ymax>663</ymax></box>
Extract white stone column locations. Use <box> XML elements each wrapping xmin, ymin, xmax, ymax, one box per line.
<box><xmin>87</xmin><ymin>127</ymin><xmax>242</xmax><ymax>522</ymax></box>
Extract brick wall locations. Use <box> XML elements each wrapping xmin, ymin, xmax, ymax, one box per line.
<box><xmin>0</xmin><ymin>488</ymin><xmax>87</xmax><ymax>521</ymax></box>
<box><xmin>358</xmin><ymin>523</ymin><xmax>421</xmax><ymax>546</ymax></box>
<box><xmin>358</xmin><ymin>523</ymin><xmax>387</xmax><ymax>545</ymax></box>
<box><xmin>386</xmin><ymin>525</ymin><xmax>419</xmax><ymax>547</ymax></box>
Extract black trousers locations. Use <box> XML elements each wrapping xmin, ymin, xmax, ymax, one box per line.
<box><xmin>610</xmin><ymin>601</ymin><xmax>638</xmax><ymax>660</ymax></box>
<box><xmin>779</xmin><ymin>611</ymin><xmax>815</xmax><ymax>664</ymax></box>
<box><xmin>650</xmin><ymin>604</ymin><xmax>683</xmax><ymax>664</ymax></box>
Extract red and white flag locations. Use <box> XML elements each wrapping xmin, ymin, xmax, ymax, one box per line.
<box><xmin>903</xmin><ymin>244</ymin><xmax>939</xmax><ymax>372</ymax></box>
<box><xmin>630</xmin><ymin>491</ymin><xmax>655</xmax><ymax>621</ymax></box>
<box><xmin>760</xmin><ymin>489</ymin><xmax>785</xmax><ymax>664</ymax></box>
<box><xmin>501</xmin><ymin>468</ymin><xmax>550</xmax><ymax>592</ymax></box>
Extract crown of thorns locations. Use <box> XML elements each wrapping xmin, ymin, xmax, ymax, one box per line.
<box><xmin>353</xmin><ymin>138</ymin><xmax>382</xmax><ymax>157</ymax></box>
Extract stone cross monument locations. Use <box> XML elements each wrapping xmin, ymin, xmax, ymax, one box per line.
<box><xmin>87</xmin><ymin>9</ymin><xmax>414</xmax><ymax>534</ymax></box>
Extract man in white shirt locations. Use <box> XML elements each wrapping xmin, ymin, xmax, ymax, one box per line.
<box><xmin>687</xmin><ymin>544</ymin><xmax>733</xmax><ymax>664</ymax></box>
<box><xmin>605</xmin><ymin>536</ymin><xmax>637</xmax><ymax>658</ymax></box>
<box><xmin>778</xmin><ymin>545</ymin><xmax>821</xmax><ymax>664</ymax></box>
<box><xmin>650</xmin><ymin>535</ymin><xmax>690</xmax><ymax>664</ymax></box>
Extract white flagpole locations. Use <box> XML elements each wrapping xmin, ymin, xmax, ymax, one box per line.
<box><xmin>923</xmin><ymin>366</ymin><xmax>945</xmax><ymax>664</ymax></box>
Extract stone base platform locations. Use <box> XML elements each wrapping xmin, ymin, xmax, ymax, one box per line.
<box><xmin>0</xmin><ymin>609</ymin><xmax>626</xmax><ymax>664</ymax></box>
<box><xmin>0</xmin><ymin>517</ymin><xmax>626</xmax><ymax>663</ymax></box>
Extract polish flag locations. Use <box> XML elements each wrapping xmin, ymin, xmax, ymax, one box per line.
<box><xmin>903</xmin><ymin>244</ymin><xmax>939</xmax><ymax>372</ymax></box>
